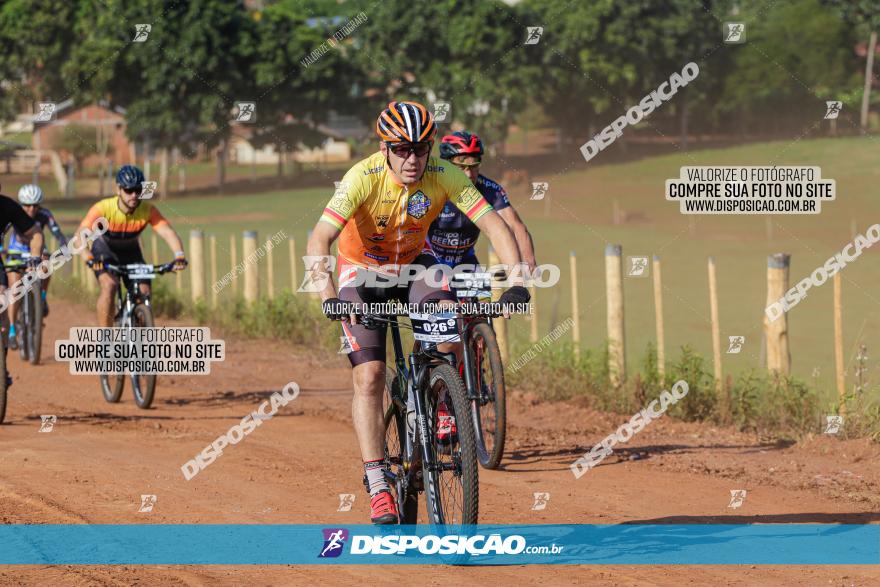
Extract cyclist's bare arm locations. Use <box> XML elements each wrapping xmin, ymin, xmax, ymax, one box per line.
<box><xmin>73</xmin><ymin>227</ymin><xmax>88</xmax><ymax>263</ymax></box>
<box><xmin>23</xmin><ymin>225</ymin><xmax>43</xmax><ymax>260</ymax></box>
<box><xmin>497</xmin><ymin>206</ymin><xmax>537</xmax><ymax>272</ymax></box>
<box><xmin>473</xmin><ymin>210</ymin><xmax>526</xmax><ymax>286</ymax></box>
<box><xmin>153</xmin><ymin>223</ymin><xmax>184</xmax><ymax>259</ymax></box>
<box><xmin>306</xmin><ymin>221</ymin><xmax>341</xmax><ymax>302</ymax></box>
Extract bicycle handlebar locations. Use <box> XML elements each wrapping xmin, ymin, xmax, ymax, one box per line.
<box><xmin>102</xmin><ymin>261</ymin><xmax>178</xmax><ymax>276</ymax></box>
<box><xmin>325</xmin><ymin>300</ymin><xmax>512</xmax><ymax>325</ymax></box>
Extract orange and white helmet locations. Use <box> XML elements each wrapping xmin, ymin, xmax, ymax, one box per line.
<box><xmin>376</xmin><ymin>101</ymin><xmax>437</xmax><ymax>143</ymax></box>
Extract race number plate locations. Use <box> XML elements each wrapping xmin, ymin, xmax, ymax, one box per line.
<box><xmin>127</xmin><ymin>264</ymin><xmax>156</xmax><ymax>279</ymax></box>
<box><xmin>410</xmin><ymin>311</ymin><xmax>460</xmax><ymax>343</ymax></box>
<box><xmin>453</xmin><ymin>272</ymin><xmax>492</xmax><ymax>299</ymax></box>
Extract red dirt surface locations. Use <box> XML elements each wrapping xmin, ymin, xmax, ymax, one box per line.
<box><xmin>0</xmin><ymin>298</ymin><xmax>878</xmax><ymax>585</ymax></box>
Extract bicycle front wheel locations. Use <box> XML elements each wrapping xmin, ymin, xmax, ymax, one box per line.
<box><xmin>469</xmin><ymin>322</ymin><xmax>507</xmax><ymax>469</ymax></box>
<box><xmin>383</xmin><ymin>367</ymin><xmax>418</xmax><ymax>523</ymax></box>
<box><xmin>26</xmin><ymin>285</ymin><xmax>42</xmax><ymax>365</ymax></box>
<box><xmin>130</xmin><ymin>304</ymin><xmax>157</xmax><ymax>409</ymax></box>
<box><xmin>423</xmin><ymin>363</ymin><xmax>478</xmax><ymax>526</ymax></box>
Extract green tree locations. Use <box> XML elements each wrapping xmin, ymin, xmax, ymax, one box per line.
<box><xmin>56</xmin><ymin>123</ymin><xmax>96</xmax><ymax>173</ymax></box>
<box><xmin>252</xmin><ymin>0</ymin><xmax>364</xmax><ymax>178</ymax></box>
<box><xmin>0</xmin><ymin>0</ymin><xmax>80</xmax><ymax>121</ymax></box>
<box><xmin>521</xmin><ymin>0</ymin><xmax>730</xmax><ymax>151</ymax></box>
<box><xmin>351</xmin><ymin>0</ymin><xmax>529</xmax><ymax>152</ymax></box>
<box><xmin>825</xmin><ymin>0</ymin><xmax>880</xmax><ymax>130</ymax></box>
<box><xmin>65</xmin><ymin>0</ymin><xmax>256</xmax><ymax>193</ymax></box>
<box><xmin>719</xmin><ymin>0</ymin><xmax>860</xmax><ymax>135</ymax></box>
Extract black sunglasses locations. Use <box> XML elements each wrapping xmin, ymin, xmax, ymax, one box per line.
<box><xmin>387</xmin><ymin>142</ymin><xmax>432</xmax><ymax>158</ymax></box>
<box><xmin>121</xmin><ymin>186</ymin><xmax>142</xmax><ymax>195</ymax></box>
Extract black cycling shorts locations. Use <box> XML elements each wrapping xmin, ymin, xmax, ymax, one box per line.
<box><xmin>91</xmin><ymin>237</ymin><xmax>145</xmax><ymax>277</ymax></box>
<box><xmin>338</xmin><ymin>253</ymin><xmax>457</xmax><ymax>367</ymax></box>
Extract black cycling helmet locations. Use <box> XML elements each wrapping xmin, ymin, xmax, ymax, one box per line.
<box><xmin>116</xmin><ymin>164</ymin><xmax>145</xmax><ymax>191</ymax></box>
<box><xmin>376</xmin><ymin>101</ymin><xmax>437</xmax><ymax>144</ymax></box>
<box><xmin>439</xmin><ymin>131</ymin><xmax>484</xmax><ymax>160</ymax></box>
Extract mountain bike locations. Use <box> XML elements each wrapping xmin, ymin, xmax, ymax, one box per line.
<box><xmin>454</xmin><ymin>272</ymin><xmax>507</xmax><ymax>470</ymax></box>
<box><xmin>98</xmin><ymin>261</ymin><xmax>176</xmax><ymax>409</ymax></box>
<box><xmin>343</xmin><ymin>305</ymin><xmax>479</xmax><ymax>525</ymax></box>
<box><xmin>5</xmin><ymin>252</ymin><xmax>43</xmax><ymax>365</ymax></box>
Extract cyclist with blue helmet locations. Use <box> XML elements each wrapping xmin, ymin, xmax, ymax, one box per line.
<box><xmin>76</xmin><ymin>165</ymin><xmax>187</xmax><ymax>328</ymax></box>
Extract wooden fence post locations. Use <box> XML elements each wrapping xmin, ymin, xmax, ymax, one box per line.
<box><xmin>834</xmin><ymin>272</ymin><xmax>845</xmax><ymax>414</ymax></box>
<box><xmin>708</xmin><ymin>257</ymin><xmax>722</xmax><ymax>394</ymax></box>
<box><xmin>764</xmin><ymin>253</ymin><xmax>791</xmax><ymax>375</ymax></box>
<box><xmin>289</xmin><ymin>236</ymin><xmax>297</xmax><ymax>293</ymax></box>
<box><xmin>652</xmin><ymin>254</ymin><xmax>665</xmax><ymax>378</ymax></box>
<box><xmin>569</xmin><ymin>251</ymin><xmax>581</xmax><ymax>360</ymax></box>
<box><xmin>189</xmin><ymin>230</ymin><xmax>204</xmax><ymax>302</ymax></box>
<box><xmin>210</xmin><ymin>235</ymin><xmax>218</xmax><ymax>307</ymax></box>
<box><xmin>488</xmin><ymin>247</ymin><xmax>508</xmax><ymax>364</ymax></box>
<box><xmin>243</xmin><ymin>230</ymin><xmax>258</xmax><ymax>303</ymax></box>
<box><xmin>605</xmin><ymin>244</ymin><xmax>625</xmax><ymax>385</ymax></box>
<box><xmin>230</xmin><ymin>234</ymin><xmax>238</xmax><ymax>296</ymax></box>
<box><xmin>267</xmin><ymin>238</ymin><xmax>275</xmax><ymax>300</ymax></box>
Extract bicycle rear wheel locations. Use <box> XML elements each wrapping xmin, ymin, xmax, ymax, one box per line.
<box><xmin>130</xmin><ymin>304</ymin><xmax>157</xmax><ymax>409</ymax></box>
<box><xmin>16</xmin><ymin>295</ymin><xmax>28</xmax><ymax>362</ymax></box>
<box><xmin>100</xmin><ymin>372</ymin><xmax>125</xmax><ymax>403</ymax></box>
<box><xmin>469</xmin><ymin>322</ymin><xmax>506</xmax><ymax>469</ymax></box>
<box><xmin>383</xmin><ymin>367</ymin><xmax>418</xmax><ymax>523</ymax></box>
<box><xmin>0</xmin><ymin>343</ymin><xmax>7</xmax><ymax>424</ymax></box>
<box><xmin>423</xmin><ymin>363</ymin><xmax>478</xmax><ymax>526</ymax></box>
<box><xmin>26</xmin><ymin>285</ymin><xmax>42</xmax><ymax>365</ymax></box>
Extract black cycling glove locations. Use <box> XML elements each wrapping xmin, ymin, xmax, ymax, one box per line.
<box><xmin>322</xmin><ymin>297</ymin><xmax>352</xmax><ymax>321</ymax></box>
<box><xmin>498</xmin><ymin>285</ymin><xmax>531</xmax><ymax>309</ymax></box>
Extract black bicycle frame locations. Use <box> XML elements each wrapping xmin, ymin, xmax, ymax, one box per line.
<box><xmin>386</xmin><ymin>314</ymin><xmax>460</xmax><ymax>499</ymax></box>
<box><xmin>113</xmin><ymin>273</ymin><xmax>152</xmax><ymax>324</ymax></box>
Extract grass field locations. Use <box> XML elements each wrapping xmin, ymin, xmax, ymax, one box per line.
<box><xmin>38</xmin><ymin>136</ymin><xmax>880</xmax><ymax>407</ymax></box>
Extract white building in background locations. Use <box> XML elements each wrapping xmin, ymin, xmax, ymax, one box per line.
<box><xmin>229</xmin><ymin>135</ymin><xmax>351</xmax><ymax>165</ymax></box>
<box><xmin>229</xmin><ymin>111</ymin><xmax>366</xmax><ymax>165</ymax></box>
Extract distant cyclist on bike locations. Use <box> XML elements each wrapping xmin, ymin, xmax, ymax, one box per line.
<box><xmin>76</xmin><ymin>165</ymin><xmax>187</xmax><ymax>328</ymax></box>
<box><xmin>0</xmin><ymin>189</ymin><xmax>44</xmax><ymax>384</ymax></box>
<box><xmin>306</xmin><ymin>101</ymin><xmax>530</xmax><ymax>524</ymax></box>
<box><xmin>426</xmin><ymin>131</ymin><xmax>536</xmax><ymax>272</ymax></box>
<box><xmin>3</xmin><ymin>185</ymin><xmax>67</xmax><ymax>348</ymax></box>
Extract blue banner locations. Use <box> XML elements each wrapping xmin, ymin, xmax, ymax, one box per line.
<box><xmin>0</xmin><ymin>524</ymin><xmax>876</xmax><ymax>565</ymax></box>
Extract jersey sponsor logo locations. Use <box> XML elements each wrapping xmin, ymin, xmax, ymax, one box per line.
<box><xmin>431</xmin><ymin>233</ymin><xmax>472</xmax><ymax>247</ymax></box>
<box><xmin>362</xmin><ymin>165</ymin><xmax>384</xmax><ymax>176</ymax></box>
<box><xmin>481</xmin><ymin>177</ymin><xmax>501</xmax><ymax>190</ymax></box>
<box><xmin>407</xmin><ymin>191</ymin><xmax>431</xmax><ymax>219</ymax></box>
<box><xmin>368</xmin><ymin>233</ymin><xmax>385</xmax><ymax>241</ymax></box>
<box><xmin>455</xmin><ymin>187</ymin><xmax>482</xmax><ymax>209</ymax></box>
<box><xmin>365</xmin><ymin>251</ymin><xmax>389</xmax><ymax>262</ymax></box>
<box><xmin>381</xmin><ymin>190</ymin><xmax>395</xmax><ymax>204</ymax></box>
<box><xmin>403</xmin><ymin>223</ymin><xmax>423</xmax><ymax>234</ymax></box>
<box><xmin>329</xmin><ymin>193</ymin><xmax>354</xmax><ymax>217</ymax></box>
<box><xmin>426</xmin><ymin>164</ymin><xmax>445</xmax><ymax>173</ymax></box>
<box><xmin>376</xmin><ymin>215</ymin><xmax>389</xmax><ymax>228</ymax></box>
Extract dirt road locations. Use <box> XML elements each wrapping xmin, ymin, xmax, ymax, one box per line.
<box><xmin>0</xmin><ymin>298</ymin><xmax>878</xmax><ymax>585</ymax></box>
